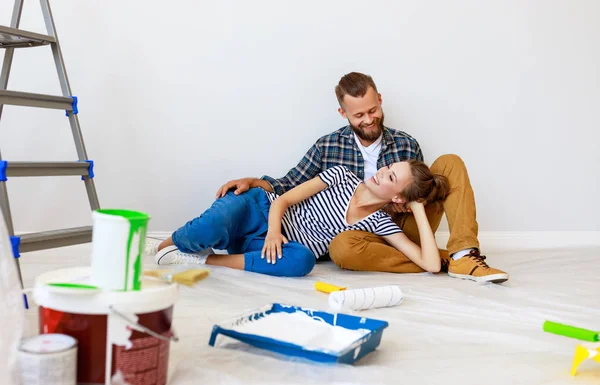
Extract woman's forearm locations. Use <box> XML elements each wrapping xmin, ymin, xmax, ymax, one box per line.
<box><xmin>267</xmin><ymin>200</ymin><xmax>288</xmax><ymax>233</ymax></box>
<box><xmin>412</xmin><ymin>206</ymin><xmax>441</xmax><ymax>271</ymax></box>
<box><xmin>264</xmin><ymin>176</ymin><xmax>328</xmax><ymax>233</ymax></box>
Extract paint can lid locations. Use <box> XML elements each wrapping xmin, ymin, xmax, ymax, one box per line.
<box><xmin>33</xmin><ymin>267</ymin><xmax>179</xmax><ymax>315</ymax></box>
<box><xmin>20</xmin><ymin>334</ymin><xmax>77</xmax><ymax>354</ymax></box>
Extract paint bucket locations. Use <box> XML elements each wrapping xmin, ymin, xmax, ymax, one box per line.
<box><xmin>33</xmin><ymin>267</ymin><xmax>179</xmax><ymax>385</ymax></box>
<box><xmin>91</xmin><ymin>209</ymin><xmax>149</xmax><ymax>292</ymax></box>
<box><xmin>18</xmin><ymin>334</ymin><xmax>77</xmax><ymax>385</ymax></box>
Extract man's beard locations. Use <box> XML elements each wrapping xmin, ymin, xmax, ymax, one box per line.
<box><xmin>350</xmin><ymin>113</ymin><xmax>385</xmax><ymax>142</ymax></box>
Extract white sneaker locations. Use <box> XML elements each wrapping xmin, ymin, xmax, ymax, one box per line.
<box><xmin>154</xmin><ymin>245</ymin><xmax>214</xmax><ymax>266</ymax></box>
<box><xmin>144</xmin><ymin>238</ymin><xmax>163</xmax><ymax>257</ymax></box>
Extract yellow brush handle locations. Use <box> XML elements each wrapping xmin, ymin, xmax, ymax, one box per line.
<box><xmin>144</xmin><ymin>269</ymin><xmax>171</xmax><ymax>278</ymax></box>
<box><xmin>144</xmin><ymin>269</ymin><xmax>210</xmax><ymax>286</ymax></box>
<box><xmin>315</xmin><ymin>281</ymin><xmax>346</xmax><ymax>293</ymax></box>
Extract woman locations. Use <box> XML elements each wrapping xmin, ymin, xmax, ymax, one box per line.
<box><xmin>146</xmin><ymin>160</ymin><xmax>449</xmax><ymax>277</ymax></box>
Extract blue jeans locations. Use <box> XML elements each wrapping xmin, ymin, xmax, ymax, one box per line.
<box><xmin>171</xmin><ymin>188</ymin><xmax>315</xmax><ymax>277</ymax></box>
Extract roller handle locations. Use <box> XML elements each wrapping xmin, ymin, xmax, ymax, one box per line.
<box><xmin>543</xmin><ymin>321</ymin><xmax>599</xmax><ymax>342</ymax></box>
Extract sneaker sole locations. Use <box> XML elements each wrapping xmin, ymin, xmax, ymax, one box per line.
<box><xmin>155</xmin><ymin>246</ymin><xmax>214</xmax><ymax>266</ymax></box>
<box><xmin>155</xmin><ymin>245</ymin><xmax>179</xmax><ymax>265</ymax></box>
<box><xmin>448</xmin><ymin>272</ymin><xmax>509</xmax><ymax>284</ymax></box>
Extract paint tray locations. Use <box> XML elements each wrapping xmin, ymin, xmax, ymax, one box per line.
<box><xmin>209</xmin><ymin>303</ymin><xmax>389</xmax><ymax>364</ymax></box>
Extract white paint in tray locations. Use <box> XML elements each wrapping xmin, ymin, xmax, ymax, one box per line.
<box><xmin>230</xmin><ymin>311</ymin><xmax>370</xmax><ymax>353</ymax></box>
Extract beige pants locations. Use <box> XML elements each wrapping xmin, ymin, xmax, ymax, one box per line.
<box><xmin>329</xmin><ymin>154</ymin><xmax>479</xmax><ymax>273</ymax></box>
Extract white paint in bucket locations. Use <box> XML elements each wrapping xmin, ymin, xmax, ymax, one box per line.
<box><xmin>33</xmin><ymin>267</ymin><xmax>179</xmax><ymax>385</ymax></box>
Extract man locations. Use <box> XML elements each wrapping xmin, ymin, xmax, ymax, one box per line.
<box><xmin>216</xmin><ymin>72</ymin><xmax>509</xmax><ymax>283</ymax></box>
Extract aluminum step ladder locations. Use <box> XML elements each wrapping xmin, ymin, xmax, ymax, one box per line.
<box><xmin>0</xmin><ymin>0</ymin><xmax>100</xmax><ymax>308</ymax></box>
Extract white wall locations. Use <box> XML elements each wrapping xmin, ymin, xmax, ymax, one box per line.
<box><xmin>1</xmin><ymin>0</ymin><xmax>599</xmax><ymax>235</ymax></box>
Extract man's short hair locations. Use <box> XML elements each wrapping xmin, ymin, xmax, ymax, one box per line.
<box><xmin>335</xmin><ymin>72</ymin><xmax>378</xmax><ymax>107</ymax></box>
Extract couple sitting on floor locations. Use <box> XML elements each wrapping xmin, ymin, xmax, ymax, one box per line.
<box><xmin>145</xmin><ymin>72</ymin><xmax>509</xmax><ymax>284</ymax></box>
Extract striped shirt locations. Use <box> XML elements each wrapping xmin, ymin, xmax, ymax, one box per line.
<box><xmin>265</xmin><ymin>166</ymin><xmax>402</xmax><ymax>259</ymax></box>
<box><xmin>261</xmin><ymin>125</ymin><xmax>423</xmax><ymax>196</ymax></box>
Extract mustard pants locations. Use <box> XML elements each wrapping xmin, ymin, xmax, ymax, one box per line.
<box><xmin>329</xmin><ymin>154</ymin><xmax>479</xmax><ymax>273</ymax></box>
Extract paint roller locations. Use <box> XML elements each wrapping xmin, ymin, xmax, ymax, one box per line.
<box><xmin>328</xmin><ymin>285</ymin><xmax>403</xmax><ymax>311</ymax></box>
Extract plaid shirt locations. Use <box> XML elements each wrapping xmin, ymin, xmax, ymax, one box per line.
<box><xmin>262</xmin><ymin>125</ymin><xmax>424</xmax><ymax>195</ymax></box>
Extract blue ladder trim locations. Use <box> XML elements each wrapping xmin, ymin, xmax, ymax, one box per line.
<box><xmin>0</xmin><ymin>160</ymin><xmax>7</xmax><ymax>181</ymax></box>
<box><xmin>9</xmin><ymin>237</ymin><xmax>28</xmax><ymax>309</ymax></box>
<box><xmin>10</xmin><ymin>236</ymin><xmax>20</xmax><ymax>258</ymax></box>
<box><xmin>80</xmin><ymin>160</ymin><xmax>94</xmax><ymax>180</ymax></box>
<box><xmin>66</xmin><ymin>95</ymin><xmax>78</xmax><ymax>116</ymax></box>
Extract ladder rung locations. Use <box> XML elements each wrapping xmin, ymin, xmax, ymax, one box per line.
<box><xmin>4</xmin><ymin>161</ymin><xmax>90</xmax><ymax>177</ymax></box>
<box><xmin>0</xmin><ymin>90</ymin><xmax>74</xmax><ymax>110</ymax></box>
<box><xmin>0</xmin><ymin>25</ymin><xmax>55</xmax><ymax>48</ymax></box>
<box><xmin>19</xmin><ymin>226</ymin><xmax>92</xmax><ymax>253</ymax></box>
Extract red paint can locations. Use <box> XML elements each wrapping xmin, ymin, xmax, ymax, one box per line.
<box><xmin>33</xmin><ymin>267</ymin><xmax>179</xmax><ymax>385</ymax></box>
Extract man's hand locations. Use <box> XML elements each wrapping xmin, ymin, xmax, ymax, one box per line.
<box><xmin>215</xmin><ymin>177</ymin><xmax>257</xmax><ymax>198</ymax></box>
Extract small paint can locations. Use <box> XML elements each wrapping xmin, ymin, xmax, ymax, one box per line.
<box><xmin>18</xmin><ymin>333</ymin><xmax>77</xmax><ymax>385</ymax></box>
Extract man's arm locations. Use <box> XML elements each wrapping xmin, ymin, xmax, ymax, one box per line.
<box><xmin>216</xmin><ymin>143</ymin><xmax>323</xmax><ymax>198</ymax></box>
<box><xmin>413</xmin><ymin>138</ymin><xmax>424</xmax><ymax>162</ymax></box>
<box><xmin>260</xmin><ymin>144</ymin><xmax>322</xmax><ymax>195</ymax></box>
<box><xmin>215</xmin><ymin>177</ymin><xmax>273</xmax><ymax>198</ymax></box>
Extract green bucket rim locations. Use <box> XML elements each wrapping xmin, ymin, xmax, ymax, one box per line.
<box><xmin>95</xmin><ymin>209</ymin><xmax>149</xmax><ymax>221</ymax></box>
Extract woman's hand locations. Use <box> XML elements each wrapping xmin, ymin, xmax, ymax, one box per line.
<box><xmin>383</xmin><ymin>200</ymin><xmax>440</xmax><ymax>273</ymax></box>
<box><xmin>387</xmin><ymin>201</ymin><xmax>412</xmax><ymax>214</ymax></box>
<box><xmin>261</xmin><ymin>231</ymin><xmax>289</xmax><ymax>264</ymax></box>
<box><xmin>407</xmin><ymin>201</ymin><xmax>425</xmax><ymax>212</ymax></box>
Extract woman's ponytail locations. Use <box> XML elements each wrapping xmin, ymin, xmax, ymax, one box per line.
<box><xmin>401</xmin><ymin>161</ymin><xmax>451</xmax><ymax>205</ymax></box>
<box><xmin>427</xmin><ymin>174</ymin><xmax>450</xmax><ymax>204</ymax></box>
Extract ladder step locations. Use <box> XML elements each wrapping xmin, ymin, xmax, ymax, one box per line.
<box><xmin>3</xmin><ymin>161</ymin><xmax>91</xmax><ymax>177</ymax></box>
<box><xmin>19</xmin><ymin>226</ymin><xmax>92</xmax><ymax>253</ymax></box>
<box><xmin>0</xmin><ymin>90</ymin><xmax>74</xmax><ymax>110</ymax></box>
<box><xmin>0</xmin><ymin>25</ymin><xmax>55</xmax><ymax>48</ymax></box>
